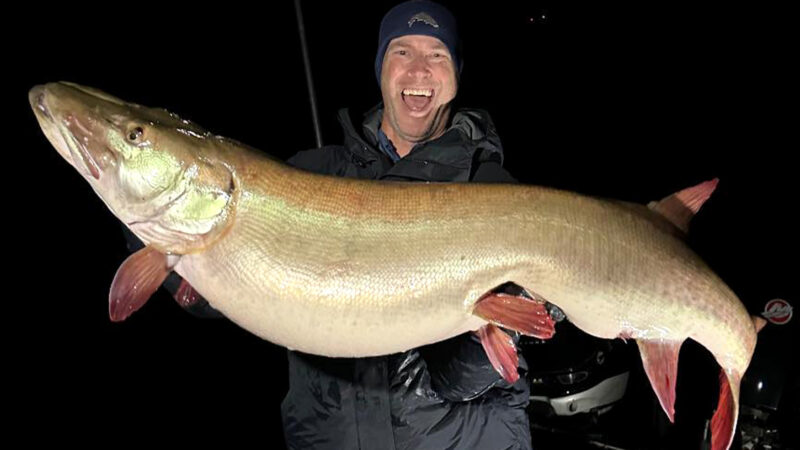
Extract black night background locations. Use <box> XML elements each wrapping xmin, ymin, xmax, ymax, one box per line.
<box><xmin>7</xmin><ymin>2</ymin><xmax>796</xmax><ymax>448</ymax></box>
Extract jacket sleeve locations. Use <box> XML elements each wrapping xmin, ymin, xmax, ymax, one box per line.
<box><xmin>418</xmin><ymin>328</ymin><xmax>527</xmax><ymax>402</ymax></box>
<box><xmin>419</xmin><ymin>160</ymin><xmax>526</xmax><ymax>402</ymax></box>
<box><xmin>120</xmin><ymin>224</ymin><xmax>224</xmax><ymax>319</ymax></box>
<box><xmin>286</xmin><ymin>145</ymin><xmax>350</xmax><ymax>176</ymax></box>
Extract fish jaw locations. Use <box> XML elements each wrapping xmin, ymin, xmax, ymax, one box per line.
<box><xmin>29</xmin><ymin>83</ymin><xmax>121</xmax><ymax>181</ymax></box>
<box><xmin>30</xmin><ymin>85</ymin><xmax>82</xmax><ymax>175</ymax></box>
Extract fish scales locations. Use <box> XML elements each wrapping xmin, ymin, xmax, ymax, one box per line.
<box><xmin>30</xmin><ymin>82</ymin><xmax>756</xmax><ymax>450</ymax></box>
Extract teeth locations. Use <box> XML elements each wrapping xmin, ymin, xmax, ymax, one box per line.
<box><xmin>402</xmin><ymin>89</ymin><xmax>432</xmax><ymax>97</ymax></box>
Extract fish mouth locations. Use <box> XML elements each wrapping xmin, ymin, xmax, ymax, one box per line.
<box><xmin>30</xmin><ymin>84</ymin><xmax>112</xmax><ymax>181</ymax></box>
<box><xmin>30</xmin><ymin>85</ymin><xmax>74</xmax><ymax>167</ymax></box>
<box><xmin>61</xmin><ymin>117</ymin><xmax>102</xmax><ymax>180</ymax></box>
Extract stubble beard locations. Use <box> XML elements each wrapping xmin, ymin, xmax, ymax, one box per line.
<box><xmin>387</xmin><ymin>101</ymin><xmax>452</xmax><ymax>144</ymax></box>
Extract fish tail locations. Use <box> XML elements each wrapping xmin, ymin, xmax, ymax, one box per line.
<box><xmin>710</xmin><ymin>368</ymin><xmax>740</xmax><ymax>450</ymax></box>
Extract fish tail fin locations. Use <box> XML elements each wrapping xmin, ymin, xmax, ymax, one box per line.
<box><xmin>752</xmin><ymin>314</ymin><xmax>768</xmax><ymax>333</ymax></box>
<box><xmin>711</xmin><ymin>368</ymin><xmax>741</xmax><ymax>450</ymax></box>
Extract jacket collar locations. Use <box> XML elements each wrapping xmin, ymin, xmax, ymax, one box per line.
<box><xmin>337</xmin><ymin>104</ymin><xmax>505</xmax><ymax>167</ymax></box>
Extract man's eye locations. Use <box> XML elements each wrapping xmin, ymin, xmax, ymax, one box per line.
<box><xmin>396</xmin><ymin>50</ymin><xmax>407</xmax><ymax>55</ymax></box>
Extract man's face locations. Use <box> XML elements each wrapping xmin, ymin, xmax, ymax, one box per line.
<box><xmin>380</xmin><ymin>35</ymin><xmax>457</xmax><ymax>143</ymax></box>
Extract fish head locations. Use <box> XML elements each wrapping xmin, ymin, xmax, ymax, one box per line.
<box><xmin>30</xmin><ymin>82</ymin><xmax>236</xmax><ymax>254</ymax></box>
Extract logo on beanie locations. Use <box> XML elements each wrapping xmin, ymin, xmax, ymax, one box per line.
<box><xmin>408</xmin><ymin>12</ymin><xmax>439</xmax><ymax>28</ymax></box>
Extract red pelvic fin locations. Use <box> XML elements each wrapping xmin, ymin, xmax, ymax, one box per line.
<box><xmin>711</xmin><ymin>368</ymin><xmax>741</xmax><ymax>450</ymax></box>
<box><xmin>636</xmin><ymin>339</ymin><xmax>683</xmax><ymax>423</ymax></box>
<box><xmin>477</xmin><ymin>324</ymin><xmax>519</xmax><ymax>384</ymax></box>
<box><xmin>472</xmin><ymin>292</ymin><xmax>555</xmax><ymax>339</ymax></box>
<box><xmin>109</xmin><ymin>247</ymin><xmax>170</xmax><ymax>322</ymax></box>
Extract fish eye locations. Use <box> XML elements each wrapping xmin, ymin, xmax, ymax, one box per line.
<box><xmin>127</xmin><ymin>126</ymin><xmax>144</xmax><ymax>142</ymax></box>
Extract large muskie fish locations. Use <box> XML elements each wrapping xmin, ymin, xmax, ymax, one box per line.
<box><xmin>30</xmin><ymin>82</ymin><xmax>760</xmax><ymax>450</ymax></box>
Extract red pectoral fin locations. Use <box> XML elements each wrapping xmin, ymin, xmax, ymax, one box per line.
<box><xmin>711</xmin><ymin>369</ymin><xmax>741</xmax><ymax>450</ymax></box>
<box><xmin>109</xmin><ymin>247</ymin><xmax>170</xmax><ymax>322</ymax></box>
<box><xmin>636</xmin><ymin>339</ymin><xmax>683</xmax><ymax>423</ymax></box>
<box><xmin>477</xmin><ymin>324</ymin><xmax>519</xmax><ymax>384</ymax></box>
<box><xmin>473</xmin><ymin>292</ymin><xmax>555</xmax><ymax>339</ymax></box>
<box><xmin>174</xmin><ymin>278</ymin><xmax>202</xmax><ymax>308</ymax></box>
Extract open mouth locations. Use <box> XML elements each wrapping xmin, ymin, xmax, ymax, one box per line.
<box><xmin>61</xmin><ymin>117</ymin><xmax>102</xmax><ymax>180</ymax></box>
<box><xmin>401</xmin><ymin>88</ymin><xmax>434</xmax><ymax>113</ymax></box>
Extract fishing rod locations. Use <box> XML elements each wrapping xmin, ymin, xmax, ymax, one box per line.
<box><xmin>294</xmin><ymin>0</ymin><xmax>323</xmax><ymax>148</ymax></box>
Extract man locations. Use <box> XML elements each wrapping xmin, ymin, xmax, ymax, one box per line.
<box><xmin>122</xmin><ymin>1</ymin><xmax>534</xmax><ymax>448</ymax></box>
<box><xmin>281</xmin><ymin>2</ymin><xmax>533</xmax><ymax>449</ymax></box>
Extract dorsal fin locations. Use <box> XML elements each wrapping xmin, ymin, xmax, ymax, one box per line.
<box><xmin>648</xmin><ymin>178</ymin><xmax>719</xmax><ymax>233</ymax></box>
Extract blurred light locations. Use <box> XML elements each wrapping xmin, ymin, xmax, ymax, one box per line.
<box><xmin>557</xmin><ymin>371</ymin><xmax>589</xmax><ymax>385</ymax></box>
<box><xmin>529</xmin><ymin>12</ymin><xmax>549</xmax><ymax>24</ymax></box>
<box><xmin>757</xmin><ymin>381</ymin><xmax>763</xmax><ymax>391</ymax></box>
